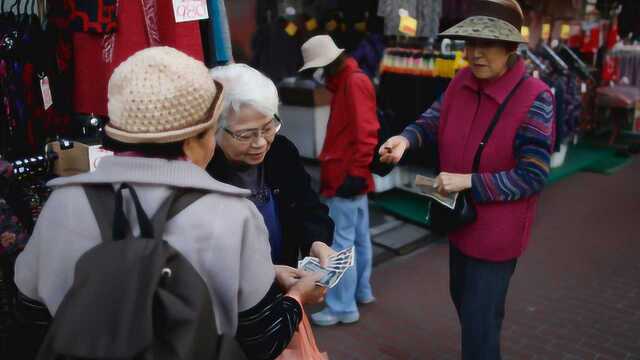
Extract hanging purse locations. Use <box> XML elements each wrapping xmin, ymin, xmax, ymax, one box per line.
<box><xmin>428</xmin><ymin>76</ymin><xmax>527</xmax><ymax>235</ymax></box>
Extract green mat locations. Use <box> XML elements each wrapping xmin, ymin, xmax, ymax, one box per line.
<box><xmin>547</xmin><ymin>143</ymin><xmax>624</xmax><ymax>184</ymax></box>
<box><xmin>373</xmin><ymin>143</ymin><xmax>632</xmax><ymax>226</ymax></box>
<box><xmin>370</xmin><ymin>190</ymin><xmax>430</xmax><ymax>226</ymax></box>
<box><xmin>585</xmin><ymin>155</ymin><xmax>634</xmax><ymax>175</ymax></box>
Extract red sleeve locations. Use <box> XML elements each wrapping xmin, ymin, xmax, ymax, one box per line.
<box><xmin>346</xmin><ymin>74</ymin><xmax>379</xmax><ymax>178</ymax></box>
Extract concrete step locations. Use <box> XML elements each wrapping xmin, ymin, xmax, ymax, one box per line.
<box><xmin>372</xmin><ymin>222</ymin><xmax>433</xmax><ymax>257</ymax></box>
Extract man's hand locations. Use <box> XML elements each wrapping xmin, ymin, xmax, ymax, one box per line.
<box><xmin>434</xmin><ymin>172</ymin><xmax>472</xmax><ymax>195</ymax></box>
<box><xmin>378</xmin><ymin>136</ymin><xmax>410</xmax><ymax>164</ymax></box>
<box><xmin>1</xmin><ymin>232</ymin><xmax>16</xmax><ymax>248</ymax></box>
<box><xmin>310</xmin><ymin>241</ymin><xmax>337</xmax><ymax>268</ymax></box>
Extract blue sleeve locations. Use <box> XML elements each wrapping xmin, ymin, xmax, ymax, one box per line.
<box><xmin>471</xmin><ymin>91</ymin><xmax>555</xmax><ymax>203</ymax></box>
<box><xmin>400</xmin><ymin>94</ymin><xmax>443</xmax><ymax>149</ymax></box>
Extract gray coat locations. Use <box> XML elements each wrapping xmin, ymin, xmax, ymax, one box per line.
<box><xmin>14</xmin><ymin>156</ymin><xmax>275</xmax><ymax>334</ymax></box>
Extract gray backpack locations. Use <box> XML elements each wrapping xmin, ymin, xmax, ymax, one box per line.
<box><xmin>36</xmin><ymin>183</ymin><xmax>246</xmax><ymax>360</ymax></box>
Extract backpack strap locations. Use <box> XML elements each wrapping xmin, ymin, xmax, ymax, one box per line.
<box><xmin>151</xmin><ymin>190</ymin><xmax>208</xmax><ymax>238</ymax></box>
<box><xmin>84</xmin><ymin>185</ymin><xmax>207</xmax><ymax>241</ymax></box>
<box><xmin>114</xmin><ymin>183</ymin><xmax>154</xmax><ymax>239</ymax></box>
<box><xmin>84</xmin><ymin>185</ymin><xmax>119</xmax><ymax>242</ymax></box>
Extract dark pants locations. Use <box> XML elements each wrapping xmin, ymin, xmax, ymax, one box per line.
<box><xmin>449</xmin><ymin>245</ymin><xmax>517</xmax><ymax>360</ymax></box>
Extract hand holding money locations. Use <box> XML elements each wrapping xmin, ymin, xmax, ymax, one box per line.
<box><xmin>275</xmin><ymin>265</ymin><xmax>302</xmax><ymax>291</ymax></box>
<box><xmin>298</xmin><ymin>247</ymin><xmax>355</xmax><ymax>288</ymax></box>
<box><xmin>310</xmin><ymin>241</ymin><xmax>337</xmax><ymax>267</ymax></box>
<box><xmin>434</xmin><ymin>172</ymin><xmax>472</xmax><ymax>194</ymax></box>
<box><xmin>287</xmin><ymin>271</ymin><xmax>327</xmax><ymax>305</ymax></box>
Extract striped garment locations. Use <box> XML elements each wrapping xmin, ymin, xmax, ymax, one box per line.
<box><xmin>401</xmin><ymin>91</ymin><xmax>555</xmax><ymax>203</ymax></box>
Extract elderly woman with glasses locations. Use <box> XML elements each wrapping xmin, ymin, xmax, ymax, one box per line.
<box><xmin>207</xmin><ymin>64</ymin><xmax>336</xmax><ymax>269</ymax></box>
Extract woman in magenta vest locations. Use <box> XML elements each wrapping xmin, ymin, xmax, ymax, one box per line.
<box><xmin>381</xmin><ymin>0</ymin><xmax>555</xmax><ymax>358</ymax></box>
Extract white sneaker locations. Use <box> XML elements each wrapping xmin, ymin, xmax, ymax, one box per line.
<box><xmin>310</xmin><ymin>308</ymin><xmax>360</xmax><ymax>326</ymax></box>
<box><xmin>357</xmin><ymin>296</ymin><xmax>377</xmax><ymax>305</ymax></box>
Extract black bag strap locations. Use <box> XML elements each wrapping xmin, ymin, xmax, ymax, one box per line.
<box><xmin>166</xmin><ymin>190</ymin><xmax>208</xmax><ymax>221</ymax></box>
<box><xmin>150</xmin><ymin>190</ymin><xmax>207</xmax><ymax>237</ymax></box>
<box><xmin>472</xmin><ymin>76</ymin><xmax>527</xmax><ymax>173</ymax></box>
<box><xmin>84</xmin><ymin>185</ymin><xmax>207</xmax><ymax>242</ymax></box>
<box><xmin>114</xmin><ymin>183</ymin><xmax>154</xmax><ymax>240</ymax></box>
<box><xmin>84</xmin><ymin>185</ymin><xmax>121</xmax><ymax>242</ymax></box>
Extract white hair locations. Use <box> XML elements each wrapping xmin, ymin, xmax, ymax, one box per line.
<box><xmin>209</xmin><ymin>63</ymin><xmax>279</xmax><ymax>129</ymax></box>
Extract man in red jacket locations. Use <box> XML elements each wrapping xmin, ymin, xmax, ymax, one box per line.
<box><xmin>299</xmin><ymin>35</ymin><xmax>379</xmax><ymax>326</ymax></box>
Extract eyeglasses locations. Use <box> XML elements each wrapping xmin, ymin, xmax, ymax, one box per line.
<box><xmin>223</xmin><ymin>114</ymin><xmax>282</xmax><ymax>143</ymax></box>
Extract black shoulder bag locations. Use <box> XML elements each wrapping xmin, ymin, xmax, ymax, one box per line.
<box><xmin>428</xmin><ymin>76</ymin><xmax>527</xmax><ymax>235</ymax></box>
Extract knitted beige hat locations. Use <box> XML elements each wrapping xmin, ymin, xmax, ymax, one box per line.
<box><xmin>105</xmin><ymin>47</ymin><xmax>225</xmax><ymax>144</ymax></box>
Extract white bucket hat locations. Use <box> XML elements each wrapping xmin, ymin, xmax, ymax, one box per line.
<box><xmin>298</xmin><ymin>35</ymin><xmax>345</xmax><ymax>72</ymax></box>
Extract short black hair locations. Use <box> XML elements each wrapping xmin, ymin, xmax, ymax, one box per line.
<box><xmin>102</xmin><ymin>135</ymin><xmax>186</xmax><ymax>159</ymax></box>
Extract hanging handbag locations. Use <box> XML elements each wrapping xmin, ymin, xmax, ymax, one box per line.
<box><xmin>428</xmin><ymin>76</ymin><xmax>527</xmax><ymax>235</ymax></box>
<box><xmin>276</xmin><ymin>296</ymin><xmax>329</xmax><ymax>360</ymax></box>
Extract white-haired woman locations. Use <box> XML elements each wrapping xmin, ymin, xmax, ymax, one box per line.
<box><xmin>14</xmin><ymin>48</ymin><xmax>326</xmax><ymax>360</ymax></box>
<box><xmin>207</xmin><ymin>64</ymin><xmax>337</xmax><ymax>269</ymax></box>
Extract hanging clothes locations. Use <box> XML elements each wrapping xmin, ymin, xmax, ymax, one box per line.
<box><xmin>203</xmin><ymin>0</ymin><xmax>233</xmax><ymax>66</ymax></box>
<box><xmin>251</xmin><ymin>20</ymin><xmax>303</xmax><ymax>84</ymax></box>
<box><xmin>67</xmin><ymin>0</ymin><xmax>118</xmax><ymax>34</ymax></box>
<box><xmin>72</xmin><ymin>0</ymin><xmax>205</xmax><ymax>116</ymax></box>
<box><xmin>0</xmin><ymin>6</ymin><xmax>65</xmax><ymax>160</ymax></box>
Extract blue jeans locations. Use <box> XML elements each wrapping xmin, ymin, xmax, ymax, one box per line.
<box><xmin>324</xmin><ymin>195</ymin><xmax>374</xmax><ymax>314</ymax></box>
<box><xmin>449</xmin><ymin>245</ymin><xmax>518</xmax><ymax>360</ymax></box>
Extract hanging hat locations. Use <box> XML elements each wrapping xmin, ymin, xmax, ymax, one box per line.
<box><xmin>440</xmin><ymin>0</ymin><xmax>527</xmax><ymax>44</ymax></box>
<box><xmin>106</xmin><ymin>47</ymin><xmax>225</xmax><ymax>144</ymax></box>
<box><xmin>298</xmin><ymin>35</ymin><xmax>345</xmax><ymax>72</ymax></box>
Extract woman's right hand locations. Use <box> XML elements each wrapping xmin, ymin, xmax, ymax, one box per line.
<box><xmin>378</xmin><ymin>136</ymin><xmax>410</xmax><ymax>164</ymax></box>
<box><xmin>286</xmin><ymin>271</ymin><xmax>327</xmax><ymax>305</ymax></box>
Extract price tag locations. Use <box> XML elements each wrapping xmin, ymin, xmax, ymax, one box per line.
<box><xmin>560</xmin><ymin>24</ymin><xmax>571</xmax><ymax>40</ymax></box>
<box><xmin>326</xmin><ymin>19</ymin><xmax>337</xmax><ymax>32</ymax></box>
<box><xmin>399</xmin><ymin>15</ymin><xmax>417</xmax><ymax>36</ymax></box>
<box><xmin>40</xmin><ymin>76</ymin><xmax>53</xmax><ymax>110</ymax></box>
<box><xmin>581</xmin><ymin>82</ymin><xmax>587</xmax><ymax>94</ymax></box>
<box><xmin>521</xmin><ymin>26</ymin><xmax>530</xmax><ymax>42</ymax></box>
<box><xmin>542</xmin><ymin>23</ymin><xmax>551</xmax><ymax>40</ymax></box>
<box><xmin>172</xmin><ymin>0</ymin><xmax>209</xmax><ymax>23</ymax></box>
<box><xmin>305</xmin><ymin>18</ymin><xmax>318</xmax><ymax>31</ymax></box>
<box><xmin>285</xmin><ymin>22</ymin><xmax>298</xmax><ymax>37</ymax></box>
<box><xmin>533</xmin><ymin>70</ymin><xmax>540</xmax><ymax>79</ymax></box>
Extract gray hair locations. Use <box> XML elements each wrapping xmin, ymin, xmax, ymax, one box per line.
<box><xmin>209</xmin><ymin>64</ymin><xmax>279</xmax><ymax>130</ymax></box>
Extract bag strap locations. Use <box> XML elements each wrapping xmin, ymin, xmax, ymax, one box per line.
<box><xmin>151</xmin><ymin>190</ymin><xmax>208</xmax><ymax>237</ymax></box>
<box><xmin>114</xmin><ymin>183</ymin><xmax>154</xmax><ymax>240</ymax></box>
<box><xmin>84</xmin><ymin>185</ymin><xmax>120</xmax><ymax>242</ymax></box>
<box><xmin>85</xmin><ymin>185</ymin><xmax>207</xmax><ymax>241</ymax></box>
<box><xmin>472</xmin><ymin>76</ymin><xmax>527</xmax><ymax>173</ymax></box>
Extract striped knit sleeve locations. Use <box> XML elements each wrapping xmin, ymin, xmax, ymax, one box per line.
<box><xmin>400</xmin><ymin>94</ymin><xmax>443</xmax><ymax>149</ymax></box>
<box><xmin>471</xmin><ymin>91</ymin><xmax>555</xmax><ymax>203</ymax></box>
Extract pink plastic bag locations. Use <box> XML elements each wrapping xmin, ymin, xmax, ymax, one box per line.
<box><xmin>277</xmin><ymin>299</ymin><xmax>328</xmax><ymax>360</ymax></box>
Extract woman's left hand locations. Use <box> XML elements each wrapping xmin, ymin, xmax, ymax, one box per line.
<box><xmin>310</xmin><ymin>241</ymin><xmax>337</xmax><ymax>268</ymax></box>
<box><xmin>434</xmin><ymin>173</ymin><xmax>472</xmax><ymax>194</ymax></box>
<box><xmin>275</xmin><ymin>265</ymin><xmax>302</xmax><ymax>291</ymax></box>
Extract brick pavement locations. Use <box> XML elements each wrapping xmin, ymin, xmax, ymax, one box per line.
<box><xmin>313</xmin><ymin>157</ymin><xmax>640</xmax><ymax>360</ymax></box>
